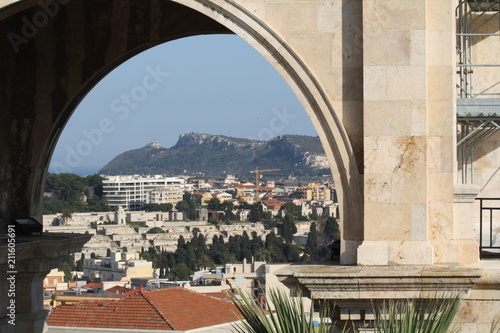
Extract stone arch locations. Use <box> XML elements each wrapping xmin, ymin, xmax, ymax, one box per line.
<box><xmin>0</xmin><ymin>0</ymin><xmax>362</xmax><ymax>262</ymax></box>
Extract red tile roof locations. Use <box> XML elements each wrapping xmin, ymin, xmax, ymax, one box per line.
<box><xmin>82</xmin><ymin>282</ymin><xmax>102</xmax><ymax>289</ymax></box>
<box><xmin>48</xmin><ymin>287</ymin><xmax>243</xmax><ymax>331</ymax></box>
<box><xmin>105</xmin><ymin>285</ymin><xmax>134</xmax><ymax>294</ymax></box>
<box><xmin>202</xmin><ymin>291</ymin><xmax>235</xmax><ymax>301</ymax></box>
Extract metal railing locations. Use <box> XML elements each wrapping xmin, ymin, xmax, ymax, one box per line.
<box><xmin>477</xmin><ymin>198</ymin><xmax>500</xmax><ymax>259</ymax></box>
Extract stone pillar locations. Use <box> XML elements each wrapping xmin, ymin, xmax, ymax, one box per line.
<box><xmin>359</xmin><ymin>0</ymin><xmax>431</xmax><ymax>265</ymax></box>
<box><xmin>359</xmin><ymin>0</ymin><xmax>458</xmax><ymax>265</ymax></box>
<box><xmin>453</xmin><ymin>184</ymin><xmax>480</xmax><ymax>264</ymax></box>
<box><xmin>7</xmin><ymin>273</ymin><xmax>51</xmax><ymax>333</ymax></box>
<box><xmin>0</xmin><ymin>262</ymin><xmax>54</xmax><ymax>333</ymax></box>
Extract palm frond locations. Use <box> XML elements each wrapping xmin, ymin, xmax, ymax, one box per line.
<box><xmin>491</xmin><ymin>317</ymin><xmax>500</xmax><ymax>333</ymax></box>
<box><xmin>374</xmin><ymin>294</ymin><xmax>461</xmax><ymax>333</ymax></box>
<box><xmin>232</xmin><ymin>287</ymin><xmax>332</xmax><ymax>333</ymax></box>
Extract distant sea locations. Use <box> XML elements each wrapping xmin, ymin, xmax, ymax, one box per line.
<box><xmin>48</xmin><ymin>165</ymin><xmax>101</xmax><ymax>176</ymax></box>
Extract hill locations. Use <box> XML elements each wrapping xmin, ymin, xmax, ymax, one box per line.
<box><xmin>99</xmin><ymin>133</ymin><xmax>330</xmax><ymax>179</ymax></box>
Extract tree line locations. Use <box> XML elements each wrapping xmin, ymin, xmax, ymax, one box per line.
<box><xmin>43</xmin><ymin>173</ymin><xmax>112</xmax><ymax>214</ymax></box>
<box><xmin>140</xmin><ymin>216</ymin><xmax>340</xmax><ymax>281</ymax></box>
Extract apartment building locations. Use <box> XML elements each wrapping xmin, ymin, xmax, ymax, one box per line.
<box><xmin>201</xmin><ymin>259</ymin><xmax>266</xmax><ymax>295</ymax></box>
<box><xmin>294</xmin><ymin>183</ymin><xmax>334</xmax><ymax>201</ymax></box>
<box><xmin>148</xmin><ymin>186</ymin><xmax>184</xmax><ymax>205</ymax></box>
<box><xmin>103</xmin><ymin>175</ymin><xmax>186</xmax><ymax>210</ymax></box>
<box><xmin>83</xmin><ymin>252</ymin><xmax>153</xmax><ymax>281</ymax></box>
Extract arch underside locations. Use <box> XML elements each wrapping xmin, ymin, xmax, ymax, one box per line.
<box><xmin>0</xmin><ymin>0</ymin><xmax>363</xmax><ymax>262</ymax></box>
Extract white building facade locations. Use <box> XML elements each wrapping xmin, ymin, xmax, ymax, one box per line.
<box><xmin>148</xmin><ymin>186</ymin><xmax>184</xmax><ymax>205</ymax></box>
<box><xmin>103</xmin><ymin>175</ymin><xmax>186</xmax><ymax>210</ymax></box>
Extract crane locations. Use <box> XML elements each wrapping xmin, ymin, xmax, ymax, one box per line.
<box><xmin>250</xmin><ymin>167</ymin><xmax>280</xmax><ymax>202</ymax></box>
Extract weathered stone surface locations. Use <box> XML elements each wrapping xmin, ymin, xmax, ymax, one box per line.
<box><xmin>275</xmin><ymin>264</ymin><xmax>483</xmax><ymax>298</ymax></box>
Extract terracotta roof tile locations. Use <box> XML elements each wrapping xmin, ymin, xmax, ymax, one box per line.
<box><xmin>82</xmin><ymin>282</ymin><xmax>102</xmax><ymax>289</ymax></box>
<box><xmin>202</xmin><ymin>291</ymin><xmax>236</xmax><ymax>301</ymax></box>
<box><xmin>48</xmin><ymin>287</ymin><xmax>243</xmax><ymax>330</ymax></box>
<box><xmin>105</xmin><ymin>285</ymin><xmax>134</xmax><ymax>294</ymax></box>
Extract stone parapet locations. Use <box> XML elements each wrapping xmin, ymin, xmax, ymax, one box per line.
<box><xmin>275</xmin><ymin>264</ymin><xmax>486</xmax><ymax>327</ymax></box>
<box><xmin>275</xmin><ymin>264</ymin><xmax>483</xmax><ymax>300</ymax></box>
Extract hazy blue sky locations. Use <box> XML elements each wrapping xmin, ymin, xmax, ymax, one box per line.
<box><xmin>49</xmin><ymin>35</ymin><xmax>317</xmax><ymax>176</ymax></box>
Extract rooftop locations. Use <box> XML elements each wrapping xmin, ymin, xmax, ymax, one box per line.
<box><xmin>105</xmin><ymin>285</ymin><xmax>134</xmax><ymax>294</ymax></box>
<box><xmin>48</xmin><ymin>287</ymin><xmax>242</xmax><ymax>331</ymax></box>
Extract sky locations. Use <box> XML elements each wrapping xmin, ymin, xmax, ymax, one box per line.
<box><xmin>49</xmin><ymin>35</ymin><xmax>317</xmax><ymax>176</ymax></box>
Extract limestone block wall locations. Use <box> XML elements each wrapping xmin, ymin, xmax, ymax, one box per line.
<box><xmin>44</xmin><ymin>225</ymin><xmax>95</xmax><ymax>234</ymax></box>
<box><xmin>115</xmin><ymin>239</ymin><xmax>151</xmax><ymax>249</ymax></box>
<box><xmin>358</xmin><ymin>0</ymin><xmax>460</xmax><ymax>265</ymax></box>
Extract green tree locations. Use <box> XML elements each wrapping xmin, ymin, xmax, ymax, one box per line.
<box><xmin>147</xmin><ymin>227</ymin><xmax>165</xmax><ymax>234</ymax></box>
<box><xmin>222</xmin><ymin>202</ymin><xmax>235</xmax><ymax>221</ymax></box>
<box><xmin>280</xmin><ymin>214</ymin><xmax>297</xmax><ymax>244</ymax></box>
<box><xmin>207</xmin><ymin>197</ymin><xmax>222</xmax><ymax>211</ymax></box>
<box><xmin>196</xmin><ymin>254</ymin><xmax>215</xmax><ymax>270</ymax></box>
<box><xmin>171</xmin><ymin>263</ymin><xmax>192</xmax><ymax>281</ymax></box>
<box><xmin>304</xmin><ymin>222</ymin><xmax>318</xmax><ymax>257</ymax></box>
<box><xmin>144</xmin><ymin>203</ymin><xmax>173</xmax><ymax>212</ymax></box>
<box><xmin>249</xmin><ymin>203</ymin><xmax>264</xmax><ymax>222</ymax></box>
<box><xmin>250</xmin><ymin>231</ymin><xmax>264</xmax><ymax>259</ymax></box>
<box><xmin>61</xmin><ymin>209</ymin><xmax>73</xmax><ymax>226</ymax></box>
<box><xmin>43</xmin><ymin>173</ymin><xmax>111</xmax><ymax>214</ymax></box>
<box><xmin>76</xmin><ymin>253</ymin><xmax>84</xmax><ymax>271</ymax></box>
<box><xmin>324</xmin><ymin>217</ymin><xmax>340</xmax><ymax>241</ymax></box>
<box><xmin>59</xmin><ymin>261</ymin><xmax>73</xmax><ymax>281</ymax></box>
<box><xmin>262</xmin><ymin>211</ymin><xmax>276</xmax><ymax>229</ymax></box>
<box><xmin>50</xmin><ymin>293</ymin><xmax>57</xmax><ymax>307</ymax></box>
<box><xmin>177</xmin><ymin>235</ymin><xmax>186</xmax><ymax>249</ymax></box>
<box><xmin>280</xmin><ymin>203</ymin><xmax>304</xmax><ymax>220</ymax></box>
<box><xmin>175</xmin><ymin>192</ymin><xmax>196</xmax><ymax>220</ymax></box>
<box><xmin>208</xmin><ymin>217</ymin><xmax>219</xmax><ymax>226</ymax></box>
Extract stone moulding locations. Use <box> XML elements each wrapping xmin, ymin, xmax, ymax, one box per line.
<box><xmin>274</xmin><ymin>265</ymin><xmax>484</xmax><ymax>300</ymax></box>
<box><xmin>0</xmin><ymin>232</ymin><xmax>92</xmax><ymax>279</ymax></box>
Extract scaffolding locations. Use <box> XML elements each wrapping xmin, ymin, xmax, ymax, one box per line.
<box><xmin>456</xmin><ymin>0</ymin><xmax>500</xmax><ymax>184</ymax></box>
<box><xmin>457</xmin><ymin>0</ymin><xmax>499</xmax><ymax>98</ymax></box>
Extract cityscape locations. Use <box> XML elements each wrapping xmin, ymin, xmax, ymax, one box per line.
<box><xmin>42</xmin><ymin>173</ymin><xmax>340</xmax><ymax>331</ymax></box>
<box><xmin>0</xmin><ymin>0</ymin><xmax>499</xmax><ymax>332</ymax></box>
